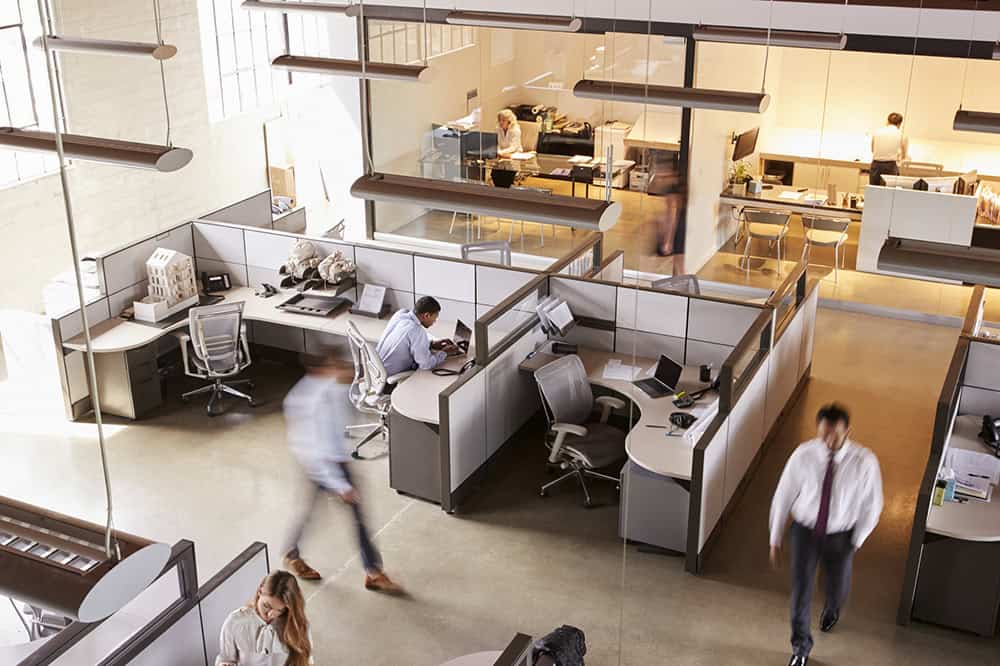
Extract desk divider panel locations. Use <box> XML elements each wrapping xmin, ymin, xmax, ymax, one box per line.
<box><xmin>196</xmin><ymin>543</ymin><xmax>270</xmax><ymax>666</ymax></box>
<box><xmin>439</xmin><ymin>367</ymin><xmax>488</xmax><ymax>511</ymax></box>
<box><xmin>101</xmin><ymin>223</ymin><xmax>195</xmax><ymax>297</ymax></box>
<box><xmin>475</xmin><ymin>265</ymin><xmax>538</xmax><ymax>308</ymax></box>
<box><xmin>592</xmin><ymin>249</ymin><xmax>625</xmax><ymax>284</ymax></box>
<box><xmin>414</xmin><ymin>256</ymin><xmax>476</xmax><ymax>304</ymax></box>
<box><xmin>273</xmin><ymin>207</ymin><xmax>306</xmax><ymax>234</ymax></box>
<box><xmin>201</xmin><ymin>190</ymin><xmax>273</xmax><ymax>228</ymax></box>
<box><xmin>355</xmin><ymin>246</ymin><xmax>415</xmax><ymax>293</ymax></box>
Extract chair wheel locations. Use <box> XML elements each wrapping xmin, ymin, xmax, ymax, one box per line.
<box><xmin>351</xmin><ymin>452</ymin><xmax>363</xmax><ymax>460</ymax></box>
<box><xmin>584</xmin><ymin>500</ymin><xmax>595</xmax><ymax>509</ymax></box>
<box><xmin>248</xmin><ymin>382</ymin><xmax>255</xmax><ymax>390</ymax></box>
<box><xmin>540</xmin><ymin>490</ymin><xmax>548</xmax><ymax>498</ymax></box>
<box><xmin>181</xmin><ymin>396</ymin><xmax>190</xmax><ymax>403</ymax></box>
<box><xmin>208</xmin><ymin>410</ymin><xmax>219</xmax><ymax>417</ymax></box>
<box><xmin>249</xmin><ymin>400</ymin><xmax>259</xmax><ymax>408</ymax></box>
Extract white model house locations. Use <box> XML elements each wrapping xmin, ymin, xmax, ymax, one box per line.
<box><xmin>133</xmin><ymin>248</ymin><xmax>199</xmax><ymax>322</ymax></box>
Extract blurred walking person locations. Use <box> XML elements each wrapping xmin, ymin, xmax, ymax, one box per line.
<box><xmin>769</xmin><ymin>404</ymin><xmax>883</xmax><ymax>666</ymax></box>
<box><xmin>281</xmin><ymin>351</ymin><xmax>403</xmax><ymax>594</ymax></box>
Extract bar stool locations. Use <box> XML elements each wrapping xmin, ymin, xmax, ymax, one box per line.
<box><xmin>801</xmin><ymin>214</ymin><xmax>850</xmax><ymax>282</ymax></box>
<box><xmin>741</xmin><ymin>208</ymin><xmax>792</xmax><ymax>275</ymax></box>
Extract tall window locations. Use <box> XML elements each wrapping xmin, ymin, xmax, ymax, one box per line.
<box><xmin>0</xmin><ymin>1</ymin><xmax>59</xmax><ymax>187</ymax></box>
<box><xmin>368</xmin><ymin>21</ymin><xmax>476</xmax><ymax>65</ymax></box>
<box><xmin>198</xmin><ymin>0</ymin><xmax>333</xmax><ymax>121</ymax></box>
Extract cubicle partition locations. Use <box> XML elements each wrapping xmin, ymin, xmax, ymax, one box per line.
<box><xmin>15</xmin><ymin>541</ymin><xmax>271</xmax><ymax>666</ymax></box>
<box><xmin>898</xmin><ymin>286</ymin><xmax>1000</xmax><ymax>637</ymax></box>
<box><xmin>201</xmin><ymin>190</ymin><xmax>275</xmax><ymax>229</ymax></box>
<box><xmin>686</xmin><ymin>264</ymin><xmax>818</xmax><ymax>573</ymax></box>
<box><xmin>592</xmin><ymin>249</ymin><xmax>625</xmax><ymax>284</ymax></box>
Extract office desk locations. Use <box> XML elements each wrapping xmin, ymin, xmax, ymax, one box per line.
<box><xmin>472</xmin><ymin>154</ymin><xmax>635</xmax><ymax>194</ymax></box>
<box><xmin>63</xmin><ymin>286</ymin><xmax>458</xmax><ymax>419</ymax></box>
<box><xmin>390</xmin><ymin>354</ymin><xmax>475</xmax><ymax>426</ymax></box>
<box><xmin>912</xmin><ymin>414</ymin><xmax>1000</xmax><ymax>636</ymax></box>
<box><xmin>720</xmin><ymin>184</ymin><xmax>861</xmax><ymax>221</ymax></box>
<box><xmin>441</xmin><ymin>652</ymin><xmax>502</xmax><ymax>666</ymax></box>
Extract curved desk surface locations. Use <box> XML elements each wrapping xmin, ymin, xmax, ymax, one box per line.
<box><xmin>390</xmin><ymin>351</ymin><xmax>476</xmax><ymax>425</ymax></box>
<box><xmin>927</xmin><ymin>414</ymin><xmax>1000</xmax><ymax>542</ymax></box>
<box><xmin>63</xmin><ymin>287</ymin><xmax>456</xmax><ymax>353</ymax></box>
<box><xmin>440</xmin><ymin>651</ymin><xmax>502</xmax><ymax>666</ymax></box>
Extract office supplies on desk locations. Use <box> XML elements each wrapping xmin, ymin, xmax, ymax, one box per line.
<box><xmin>254</xmin><ymin>283</ymin><xmax>278</xmax><ymax>298</ymax></box>
<box><xmin>202</xmin><ymin>272</ymin><xmax>231</xmax><ymax>293</ymax></box>
<box><xmin>670</xmin><ymin>412</ymin><xmax>697</xmax><ymax>429</ymax></box>
<box><xmin>446</xmin><ymin>320</ymin><xmax>472</xmax><ymax>358</ymax></box>
<box><xmin>632</xmin><ymin>354</ymin><xmax>683</xmax><ymax>399</ymax></box>
<box><xmin>352</xmin><ymin>284</ymin><xmax>389</xmax><ymax>318</ymax></box>
<box><xmin>779</xmin><ymin>191</ymin><xmax>804</xmax><ymax>200</ymax></box>
<box><xmin>672</xmin><ymin>393</ymin><xmax>695</xmax><ymax>408</ymax></box>
<box><xmin>602</xmin><ymin>360</ymin><xmax>641</xmax><ymax>381</ymax></box>
<box><xmin>510</xmin><ymin>151</ymin><xmax>536</xmax><ymax>160</ymax></box>
<box><xmin>275</xmin><ymin>293</ymin><xmax>349</xmax><ymax>317</ymax></box>
<box><xmin>551</xmin><ymin>342</ymin><xmax>577</xmax><ymax>355</ymax></box>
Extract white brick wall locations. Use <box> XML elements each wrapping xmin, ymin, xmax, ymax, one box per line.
<box><xmin>0</xmin><ymin>0</ymin><xmax>363</xmax><ymax>312</ymax></box>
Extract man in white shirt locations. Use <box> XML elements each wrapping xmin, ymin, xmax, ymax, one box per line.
<box><xmin>869</xmin><ymin>112</ymin><xmax>909</xmax><ymax>185</ymax></box>
<box><xmin>282</xmin><ymin>353</ymin><xmax>403</xmax><ymax>594</ymax></box>
<box><xmin>376</xmin><ymin>296</ymin><xmax>452</xmax><ymax>379</ymax></box>
<box><xmin>769</xmin><ymin>404</ymin><xmax>883</xmax><ymax>666</ymax></box>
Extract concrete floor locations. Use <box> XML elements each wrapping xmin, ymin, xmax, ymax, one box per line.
<box><xmin>1</xmin><ymin>310</ymin><xmax>998</xmax><ymax>663</ymax></box>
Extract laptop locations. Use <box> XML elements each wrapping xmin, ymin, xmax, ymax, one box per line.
<box><xmin>632</xmin><ymin>354</ymin><xmax>683</xmax><ymax>399</ymax></box>
<box><xmin>446</xmin><ymin>320</ymin><xmax>472</xmax><ymax>357</ymax></box>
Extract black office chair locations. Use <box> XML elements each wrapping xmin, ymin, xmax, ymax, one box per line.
<box><xmin>491</xmin><ymin>168</ymin><xmax>516</xmax><ymax>188</ymax></box>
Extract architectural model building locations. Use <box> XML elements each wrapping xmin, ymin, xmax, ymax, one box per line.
<box><xmin>133</xmin><ymin>248</ymin><xmax>199</xmax><ymax>322</ymax></box>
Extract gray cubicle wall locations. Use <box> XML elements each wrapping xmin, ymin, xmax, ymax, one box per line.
<box><xmin>202</xmin><ymin>191</ymin><xmax>273</xmax><ymax>228</ymax></box>
<box><xmin>686</xmin><ymin>265</ymin><xmax>818</xmax><ymax>573</ymax></box>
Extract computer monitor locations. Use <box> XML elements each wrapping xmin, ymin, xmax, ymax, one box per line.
<box><xmin>732</xmin><ymin>127</ymin><xmax>759</xmax><ymax>162</ymax></box>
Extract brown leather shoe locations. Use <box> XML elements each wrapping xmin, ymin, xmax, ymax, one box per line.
<box><xmin>364</xmin><ymin>571</ymin><xmax>403</xmax><ymax>594</ymax></box>
<box><xmin>283</xmin><ymin>557</ymin><xmax>321</xmax><ymax>580</ymax></box>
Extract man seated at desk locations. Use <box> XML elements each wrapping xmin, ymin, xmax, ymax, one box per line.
<box><xmin>376</xmin><ymin>296</ymin><xmax>454</xmax><ymax>384</ymax></box>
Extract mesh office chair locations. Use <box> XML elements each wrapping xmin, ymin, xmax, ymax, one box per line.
<box><xmin>741</xmin><ymin>208</ymin><xmax>792</xmax><ymax>276</ymax></box>
<box><xmin>533</xmin><ymin>355</ymin><xmax>627</xmax><ymax>507</ymax></box>
<box><xmin>345</xmin><ymin>321</ymin><xmax>414</xmax><ymax>459</ymax></box>
<box><xmin>460</xmin><ymin>240</ymin><xmax>512</xmax><ymax>266</ymax></box>
<box><xmin>175</xmin><ymin>302</ymin><xmax>254</xmax><ymax>416</ymax></box>
<box><xmin>801</xmin><ymin>214</ymin><xmax>850</xmax><ymax>282</ymax></box>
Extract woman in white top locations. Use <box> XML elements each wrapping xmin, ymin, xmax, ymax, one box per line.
<box><xmin>869</xmin><ymin>112</ymin><xmax>909</xmax><ymax>185</ymax></box>
<box><xmin>496</xmin><ymin>109</ymin><xmax>523</xmax><ymax>158</ymax></box>
<box><xmin>217</xmin><ymin>571</ymin><xmax>312</xmax><ymax>666</ymax></box>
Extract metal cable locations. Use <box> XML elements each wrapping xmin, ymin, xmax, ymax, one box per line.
<box><xmin>958</xmin><ymin>0</ymin><xmax>979</xmax><ymax>112</ymax></box>
<box><xmin>35</xmin><ymin>0</ymin><xmax>119</xmax><ymax>561</ymax></box>
<box><xmin>761</xmin><ymin>0</ymin><xmax>774</xmax><ymax>93</ymax></box>
<box><xmin>153</xmin><ymin>0</ymin><xmax>172</xmax><ymax>146</ymax></box>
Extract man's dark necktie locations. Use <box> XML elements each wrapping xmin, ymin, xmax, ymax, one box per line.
<box><xmin>814</xmin><ymin>451</ymin><xmax>836</xmax><ymax>540</ymax></box>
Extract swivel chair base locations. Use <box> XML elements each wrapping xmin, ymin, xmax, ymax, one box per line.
<box><xmin>345</xmin><ymin>421</ymin><xmax>388</xmax><ymax>459</ymax></box>
<box><xmin>540</xmin><ymin>463</ymin><xmax>620</xmax><ymax>508</ymax></box>
<box><xmin>182</xmin><ymin>377</ymin><xmax>255</xmax><ymax>416</ymax></box>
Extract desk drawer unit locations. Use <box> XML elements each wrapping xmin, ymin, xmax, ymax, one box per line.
<box><xmin>619</xmin><ymin>460</ymin><xmax>690</xmax><ymax>554</ymax></box>
<box><xmin>912</xmin><ymin>536</ymin><xmax>1000</xmax><ymax>637</ymax></box>
<box><xmin>94</xmin><ymin>344</ymin><xmax>162</xmax><ymax>420</ymax></box>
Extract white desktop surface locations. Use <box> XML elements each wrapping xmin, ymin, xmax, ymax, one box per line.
<box><xmin>575</xmin><ymin>348</ymin><xmax>718</xmax><ymax>481</ymax></box>
<box><xmin>389</xmin><ymin>351</ymin><xmax>474</xmax><ymax>425</ymax></box>
<box><xmin>62</xmin><ymin>287</ymin><xmax>454</xmax><ymax>353</ymax></box>
<box><xmin>441</xmin><ymin>651</ymin><xmax>502</xmax><ymax>666</ymax></box>
<box><xmin>926</xmin><ymin>414</ymin><xmax>1000</xmax><ymax>542</ymax></box>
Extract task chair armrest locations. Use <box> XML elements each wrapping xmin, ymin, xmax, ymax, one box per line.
<box><xmin>548</xmin><ymin>422</ymin><xmax>588</xmax><ymax>464</ymax></box>
<box><xmin>594</xmin><ymin>395</ymin><xmax>625</xmax><ymax>423</ymax></box>
<box><xmin>172</xmin><ymin>331</ymin><xmax>194</xmax><ymax>377</ymax></box>
<box><xmin>387</xmin><ymin>370</ymin><xmax>415</xmax><ymax>385</ymax></box>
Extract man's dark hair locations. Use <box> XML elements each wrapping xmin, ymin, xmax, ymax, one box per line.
<box><xmin>888</xmin><ymin>112</ymin><xmax>903</xmax><ymax>127</ymax></box>
<box><xmin>414</xmin><ymin>296</ymin><xmax>441</xmax><ymax>316</ymax></box>
<box><xmin>816</xmin><ymin>403</ymin><xmax>850</xmax><ymax>428</ymax></box>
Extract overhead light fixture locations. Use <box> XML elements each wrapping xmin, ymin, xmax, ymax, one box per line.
<box><xmin>33</xmin><ymin>35</ymin><xmax>177</xmax><ymax>60</ymax></box>
<box><xmin>573</xmin><ymin>80</ymin><xmax>770</xmax><ymax>113</ymax></box>
<box><xmin>0</xmin><ymin>496</ymin><xmax>171</xmax><ymax>622</ymax></box>
<box><xmin>272</xmin><ymin>55</ymin><xmax>429</xmax><ymax>82</ymax></box>
<box><xmin>351</xmin><ymin>173</ymin><xmax>621</xmax><ymax>232</ymax></box>
<box><xmin>0</xmin><ymin>127</ymin><xmax>193</xmax><ymax>172</ymax></box>
<box><xmin>445</xmin><ymin>10</ymin><xmax>582</xmax><ymax>32</ymax></box>
<box><xmin>954</xmin><ymin>109</ymin><xmax>1000</xmax><ymax>134</ymax></box>
<box><xmin>242</xmin><ymin>0</ymin><xmax>354</xmax><ymax>14</ymax></box>
<box><xmin>877</xmin><ymin>238</ymin><xmax>1000</xmax><ymax>286</ymax></box>
<box><xmin>692</xmin><ymin>26</ymin><xmax>846</xmax><ymax>50</ymax></box>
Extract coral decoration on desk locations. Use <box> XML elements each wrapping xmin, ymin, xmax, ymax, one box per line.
<box><xmin>279</xmin><ymin>239</ymin><xmax>356</xmax><ymax>290</ymax></box>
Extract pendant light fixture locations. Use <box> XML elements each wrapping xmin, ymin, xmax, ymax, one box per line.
<box><xmin>445</xmin><ymin>11</ymin><xmax>582</xmax><ymax>33</ymax></box>
<box><xmin>271</xmin><ymin>55</ymin><xmax>429</xmax><ymax>82</ymax></box>
<box><xmin>242</xmin><ymin>1</ymin><xmax>355</xmax><ymax>15</ymax></box>
<box><xmin>692</xmin><ymin>26</ymin><xmax>846</xmax><ymax>50</ymax></box>
<box><xmin>351</xmin><ymin>173</ymin><xmax>622</xmax><ymax>232</ymax></box>
<box><xmin>954</xmin><ymin>1</ymin><xmax>997</xmax><ymax>133</ymax></box>
<box><xmin>32</xmin><ymin>35</ymin><xmax>177</xmax><ymax>60</ymax></box>
<box><xmin>573</xmin><ymin>80</ymin><xmax>770</xmax><ymax>113</ymax></box>
<box><xmin>0</xmin><ymin>127</ymin><xmax>193</xmax><ymax>172</ymax></box>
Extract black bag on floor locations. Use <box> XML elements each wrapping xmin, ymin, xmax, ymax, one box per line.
<box><xmin>532</xmin><ymin>625</ymin><xmax>586</xmax><ymax>666</ymax></box>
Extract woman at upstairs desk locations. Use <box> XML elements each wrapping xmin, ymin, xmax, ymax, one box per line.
<box><xmin>869</xmin><ymin>112</ymin><xmax>909</xmax><ymax>186</ymax></box>
<box><xmin>496</xmin><ymin>109</ymin><xmax>523</xmax><ymax>158</ymax></box>
<box><xmin>217</xmin><ymin>571</ymin><xmax>313</xmax><ymax>666</ymax></box>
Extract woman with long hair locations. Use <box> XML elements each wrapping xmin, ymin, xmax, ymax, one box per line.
<box><xmin>217</xmin><ymin>570</ymin><xmax>312</xmax><ymax>666</ymax></box>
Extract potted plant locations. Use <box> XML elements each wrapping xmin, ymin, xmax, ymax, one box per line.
<box><xmin>729</xmin><ymin>160</ymin><xmax>754</xmax><ymax>194</ymax></box>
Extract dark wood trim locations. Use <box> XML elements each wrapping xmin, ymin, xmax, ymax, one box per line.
<box><xmin>685</xmin><ymin>413</ymin><xmax>726</xmax><ymax>574</ymax></box>
<box><xmin>475</xmin><ymin>275</ymin><xmax>548</xmax><ymax>366</ymax></box>
<box><xmin>720</xmin><ymin>307</ymin><xmax>773</xmax><ymax>412</ymax></box>
<box><xmin>494</xmin><ymin>633</ymin><xmax>533</xmax><ymax>666</ymax></box>
<box><xmin>963</xmin><ymin>284</ymin><xmax>985</xmax><ymax>337</ymax></box>
<box><xmin>896</xmin><ymin>337</ymin><xmax>969</xmax><ymax>625</ymax></box>
<box><xmin>575</xmin><ymin>315</ymin><xmax>616</xmax><ymax>332</ymax></box>
<box><xmin>547</xmin><ymin>232</ymin><xmax>603</xmax><ymax>275</ymax></box>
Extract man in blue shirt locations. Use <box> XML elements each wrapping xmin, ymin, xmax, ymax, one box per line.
<box><xmin>376</xmin><ymin>296</ymin><xmax>453</xmax><ymax>378</ymax></box>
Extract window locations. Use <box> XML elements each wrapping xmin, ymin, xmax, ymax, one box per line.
<box><xmin>369</xmin><ymin>21</ymin><xmax>476</xmax><ymax>65</ymax></box>
<box><xmin>198</xmin><ymin>0</ymin><xmax>333</xmax><ymax>121</ymax></box>
<box><xmin>0</xmin><ymin>1</ymin><xmax>59</xmax><ymax>187</ymax></box>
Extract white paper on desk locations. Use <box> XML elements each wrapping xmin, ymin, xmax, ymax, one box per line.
<box><xmin>602</xmin><ymin>361</ymin><xmax>640</xmax><ymax>381</ymax></box>
<box><xmin>946</xmin><ymin>447</ymin><xmax>1000</xmax><ymax>485</ymax></box>
<box><xmin>569</xmin><ymin>155</ymin><xmax>592</xmax><ymax>164</ymax></box>
<box><xmin>356</xmin><ymin>284</ymin><xmax>386</xmax><ymax>314</ymax></box>
<box><xmin>511</xmin><ymin>151</ymin><xmax>537</xmax><ymax>160</ymax></box>
<box><xmin>778</xmin><ymin>191</ymin><xmax>804</xmax><ymax>200</ymax></box>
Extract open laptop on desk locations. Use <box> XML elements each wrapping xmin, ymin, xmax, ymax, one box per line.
<box><xmin>632</xmin><ymin>354</ymin><xmax>683</xmax><ymax>399</ymax></box>
<box><xmin>446</xmin><ymin>320</ymin><xmax>472</xmax><ymax>357</ymax></box>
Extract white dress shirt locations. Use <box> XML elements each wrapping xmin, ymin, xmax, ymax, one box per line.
<box><xmin>283</xmin><ymin>374</ymin><xmax>353</xmax><ymax>494</ymax></box>
<box><xmin>497</xmin><ymin>124</ymin><xmax>523</xmax><ymax>156</ymax></box>
<box><xmin>769</xmin><ymin>438</ymin><xmax>883</xmax><ymax>549</ymax></box>
<box><xmin>375</xmin><ymin>309</ymin><xmax>446</xmax><ymax>377</ymax></box>
<box><xmin>871</xmin><ymin>125</ymin><xmax>907</xmax><ymax>162</ymax></box>
<box><xmin>216</xmin><ymin>607</ymin><xmax>314</xmax><ymax>666</ymax></box>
